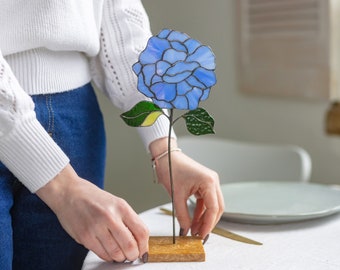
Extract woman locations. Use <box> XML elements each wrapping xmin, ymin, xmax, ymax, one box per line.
<box><xmin>0</xmin><ymin>0</ymin><xmax>224</xmax><ymax>269</ymax></box>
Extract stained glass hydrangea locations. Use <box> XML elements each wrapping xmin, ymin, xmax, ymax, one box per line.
<box><xmin>121</xmin><ymin>29</ymin><xmax>218</xmax><ymax>244</ymax></box>
<box><xmin>132</xmin><ymin>29</ymin><xmax>216</xmax><ymax>110</ymax></box>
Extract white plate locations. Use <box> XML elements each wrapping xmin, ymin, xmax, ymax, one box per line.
<box><xmin>193</xmin><ymin>182</ymin><xmax>340</xmax><ymax>224</ymax></box>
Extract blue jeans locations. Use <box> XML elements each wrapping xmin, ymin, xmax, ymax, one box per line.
<box><xmin>0</xmin><ymin>83</ymin><xmax>106</xmax><ymax>270</ymax></box>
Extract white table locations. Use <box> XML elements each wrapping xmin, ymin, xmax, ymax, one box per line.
<box><xmin>82</xmin><ymin>203</ymin><xmax>340</xmax><ymax>270</ymax></box>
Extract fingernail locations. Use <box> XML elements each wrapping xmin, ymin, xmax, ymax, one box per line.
<box><xmin>179</xmin><ymin>228</ymin><xmax>184</xmax><ymax>236</ymax></box>
<box><xmin>203</xmin><ymin>234</ymin><xmax>210</xmax><ymax>245</ymax></box>
<box><xmin>142</xmin><ymin>252</ymin><xmax>148</xmax><ymax>263</ymax></box>
<box><xmin>112</xmin><ymin>260</ymin><xmax>125</xmax><ymax>264</ymax></box>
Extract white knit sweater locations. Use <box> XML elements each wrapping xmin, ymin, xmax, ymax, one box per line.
<box><xmin>0</xmin><ymin>0</ymin><xmax>172</xmax><ymax>192</ymax></box>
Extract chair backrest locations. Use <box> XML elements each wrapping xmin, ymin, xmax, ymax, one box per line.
<box><xmin>177</xmin><ymin>136</ymin><xmax>312</xmax><ymax>183</ymax></box>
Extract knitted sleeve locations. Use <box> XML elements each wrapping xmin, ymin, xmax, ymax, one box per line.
<box><xmin>90</xmin><ymin>0</ymin><xmax>175</xmax><ymax>149</ymax></box>
<box><xmin>0</xmin><ymin>51</ymin><xmax>69</xmax><ymax>192</ymax></box>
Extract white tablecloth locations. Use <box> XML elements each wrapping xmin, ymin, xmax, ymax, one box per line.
<box><xmin>82</xmin><ymin>203</ymin><xmax>340</xmax><ymax>270</ymax></box>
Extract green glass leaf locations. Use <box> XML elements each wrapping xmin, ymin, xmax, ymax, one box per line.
<box><xmin>183</xmin><ymin>108</ymin><xmax>215</xmax><ymax>135</ymax></box>
<box><xmin>120</xmin><ymin>101</ymin><xmax>163</xmax><ymax>127</ymax></box>
<box><xmin>141</xmin><ymin>111</ymin><xmax>164</xmax><ymax>126</ymax></box>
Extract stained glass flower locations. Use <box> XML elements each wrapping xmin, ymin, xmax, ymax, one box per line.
<box><xmin>132</xmin><ymin>29</ymin><xmax>216</xmax><ymax>110</ymax></box>
<box><xmin>121</xmin><ymin>28</ymin><xmax>217</xmax><ymax>245</ymax></box>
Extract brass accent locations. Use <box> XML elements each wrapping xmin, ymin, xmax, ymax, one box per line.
<box><xmin>159</xmin><ymin>208</ymin><xmax>263</xmax><ymax>246</ymax></box>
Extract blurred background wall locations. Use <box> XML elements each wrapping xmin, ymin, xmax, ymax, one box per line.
<box><xmin>96</xmin><ymin>0</ymin><xmax>340</xmax><ymax>213</ymax></box>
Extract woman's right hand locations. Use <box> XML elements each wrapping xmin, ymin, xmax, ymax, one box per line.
<box><xmin>36</xmin><ymin>164</ymin><xmax>149</xmax><ymax>262</ymax></box>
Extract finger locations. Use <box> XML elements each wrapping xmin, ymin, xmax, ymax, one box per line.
<box><xmin>191</xmin><ymin>183</ymin><xmax>224</xmax><ymax>238</ymax></box>
<box><xmin>214</xmin><ymin>183</ymin><xmax>225</xmax><ymax>225</ymax></box>
<box><xmin>190</xmin><ymin>198</ymin><xmax>205</xmax><ymax>236</ymax></box>
<box><xmin>123</xmin><ymin>212</ymin><xmax>149</xmax><ymax>259</ymax></box>
<box><xmin>174</xmin><ymin>197</ymin><xmax>192</xmax><ymax>236</ymax></box>
<box><xmin>197</xmin><ymin>188</ymin><xmax>220</xmax><ymax>238</ymax></box>
<box><xmin>109</xmin><ymin>224</ymin><xmax>139</xmax><ymax>262</ymax></box>
<box><xmin>95</xmin><ymin>228</ymin><xmax>126</xmax><ymax>262</ymax></box>
<box><xmin>84</xmin><ymin>234</ymin><xmax>118</xmax><ymax>262</ymax></box>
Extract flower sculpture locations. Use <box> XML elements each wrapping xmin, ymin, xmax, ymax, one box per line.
<box><xmin>121</xmin><ymin>29</ymin><xmax>217</xmax><ymax>244</ymax></box>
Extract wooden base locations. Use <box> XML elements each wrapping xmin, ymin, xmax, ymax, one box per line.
<box><xmin>148</xmin><ymin>236</ymin><xmax>205</xmax><ymax>262</ymax></box>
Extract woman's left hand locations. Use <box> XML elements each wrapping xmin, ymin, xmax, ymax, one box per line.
<box><xmin>150</xmin><ymin>138</ymin><xmax>224</xmax><ymax>240</ymax></box>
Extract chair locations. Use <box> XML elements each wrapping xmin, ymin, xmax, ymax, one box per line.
<box><xmin>177</xmin><ymin>136</ymin><xmax>312</xmax><ymax>183</ymax></box>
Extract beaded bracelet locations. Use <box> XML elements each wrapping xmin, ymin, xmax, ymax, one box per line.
<box><xmin>151</xmin><ymin>148</ymin><xmax>182</xmax><ymax>183</ymax></box>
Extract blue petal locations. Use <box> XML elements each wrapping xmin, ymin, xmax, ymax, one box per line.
<box><xmin>142</xmin><ymin>64</ymin><xmax>156</xmax><ymax>86</ymax></box>
<box><xmin>173</xmin><ymin>96</ymin><xmax>189</xmax><ymax>110</ymax></box>
<box><xmin>151</xmin><ymin>82</ymin><xmax>177</xmax><ymax>102</ymax></box>
<box><xmin>187</xmin><ymin>46</ymin><xmax>216</xmax><ymax>70</ymax></box>
<box><xmin>171</xmin><ymin>41</ymin><xmax>187</xmax><ymax>52</ymax></box>
<box><xmin>188</xmin><ymin>98</ymin><xmax>200</xmax><ymax>110</ymax></box>
<box><xmin>151</xmin><ymin>74</ymin><xmax>163</xmax><ymax>84</ymax></box>
<box><xmin>156</xmin><ymin>61</ymin><xmax>171</xmax><ymax>76</ymax></box>
<box><xmin>132</xmin><ymin>62</ymin><xmax>142</xmax><ymax>75</ymax></box>
<box><xmin>140</xmin><ymin>37</ymin><xmax>170</xmax><ymax>64</ymax></box>
<box><xmin>168</xmin><ymin>30</ymin><xmax>189</xmax><ymax>42</ymax></box>
<box><xmin>158</xmin><ymin>29</ymin><xmax>171</xmax><ymax>39</ymax></box>
<box><xmin>163</xmin><ymin>71</ymin><xmax>191</xmax><ymax>83</ymax></box>
<box><xmin>177</xmin><ymin>81</ymin><xmax>192</xmax><ymax>95</ymax></box>
<box><xmin>200</xmin><ymin>89</ymin><xmax>211</xmax><ymax>101</ymax></box>
<box><xmin>163</xmin><ymin>49</ymin><xmax>186</xmax><ymax>64</ymax></box>
<box><xmin>137</xmin><ymin>74</ymin><xmax>153</xmax><ymax>97</ymax></box>
<box><xmin>153</xmin><ymin>99</ymin><xmax>173</xmax><ymax>109</ymax></box>
<box><xmin>184</xmin><ymin>38</ymin><xmax>201</xmax><ymax>54</ymax></box>
<box><xmin>167</xmin><ymin>62</ymin><xmax>198</xmax><ymax>76</ymax></box>
<box><xmin>186</xmin><ymin>88</ymin><xmax>202</xmax><ymax>110</ymax></box>
<box><xmin>193</xmin><ymin>68</ymin><xmax>217</xmax><ymax>87</ymax></box>
<box><xmin>186</xmin><ymin>75</ymin><xmax>205</xmax><ymax>89</ymax></box>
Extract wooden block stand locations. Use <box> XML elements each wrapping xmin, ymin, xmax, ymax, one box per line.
<box><xmin>148</xmin><ymin>236</ymin><xmax>205</xmax><ymax>262</ymax></box>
